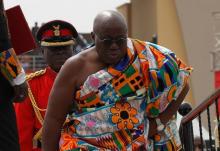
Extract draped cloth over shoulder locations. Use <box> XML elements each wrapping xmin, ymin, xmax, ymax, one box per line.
<box><xmin>59</xmin><ymin>38</ymin><xmax>192</xmax><ymax>151</ymax></box>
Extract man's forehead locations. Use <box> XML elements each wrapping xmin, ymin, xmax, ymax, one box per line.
<box><xmin>97</xmin><ymin>24</ymin><xmax>127</xmax><ymax>36</ymax></box>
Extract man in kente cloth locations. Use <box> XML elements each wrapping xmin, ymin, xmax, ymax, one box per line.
<box><xmin>42</xmin><ymin>10</ymin><xmax>192</xmax><ymax>151</ymax></box>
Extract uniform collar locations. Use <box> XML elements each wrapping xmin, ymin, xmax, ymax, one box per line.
<box><xmin>46</xmin><ymin>66</ymin><xmax>57</xmax><ymax>79</ymax></box>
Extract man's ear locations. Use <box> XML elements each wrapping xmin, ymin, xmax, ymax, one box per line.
<box><xmin>91</xmin><ymin>32</ymin><xmax>95</xmax><ymax>40</ymax></box>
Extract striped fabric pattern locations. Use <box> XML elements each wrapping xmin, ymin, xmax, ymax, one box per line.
<box><xmin>0</xmin><ymin>48</ymin><xmax>25</xmax><ymax>85</ymax></box>
<box><xmin>59</xmin><ymin>38</ymin><xmax>192</xmax><ymax>151</ymax></box>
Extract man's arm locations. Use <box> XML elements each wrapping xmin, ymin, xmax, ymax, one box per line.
<box><xmin>42</xmin><ymin>58</ymin><xmax>79</xmax><ymax>151</ymax></box>
<box><xmin>148</xmin><ymin>81</ymin><xmax>189</xmax><ymax>137</ymax></box>
<box><xmin>0</xmin><ymin>0</ymin><xmax>27</xmax><ymax>102</ymax></box>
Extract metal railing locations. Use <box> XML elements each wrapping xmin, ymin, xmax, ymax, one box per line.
<box><xmin>18</xmin><ymin>55</ymin><xmax>46</xmax><ymax>73</ymax></box>
<box><xmin>180</xmin><ymin>89</ymin><xmax>220</xmax><ymax>151</ymax></box>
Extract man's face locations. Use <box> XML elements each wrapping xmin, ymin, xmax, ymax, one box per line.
<box><xmin>94</xmin><ymin>23</ymin><xmax>127</xmax><ymax>66</ymax></box>
<box><xmin>43</xmin><ymin>45</ymin><xmax>74</xmax><ymax>72</ymax></box>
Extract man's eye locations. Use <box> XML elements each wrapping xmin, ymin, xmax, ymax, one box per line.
<box><xmin>103</xmin><ymin>39</ymin><xmax>112</xmax><ymax>44</ymax></box>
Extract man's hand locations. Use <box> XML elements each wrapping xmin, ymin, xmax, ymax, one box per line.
<box><xmin>148</xmin><ymin>82</ymin><xmax>190</xmax><ymax>137</ymax></box>
<box><xmin>13</xmin><ymin>82</ymin><xmax>28</xmax><ymax>102</ymax></box>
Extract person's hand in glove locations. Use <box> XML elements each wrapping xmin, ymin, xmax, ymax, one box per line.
<box><xmin>13</xmin><ymin>82</ymin><xmax>28</xmax><ymax>102</ymax></box>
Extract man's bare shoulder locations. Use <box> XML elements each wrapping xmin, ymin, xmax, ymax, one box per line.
<box><xmin>59</xmin><ymin>47</ymin><xmax>95</xmax><ymax>78</ymax></box>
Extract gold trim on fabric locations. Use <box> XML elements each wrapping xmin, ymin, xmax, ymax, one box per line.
<box><xmin>26</xmin><ymin>69</ymin><xmax>47</xmax><ymax>142</ymax></box>
<box><xmin>40</xmin><ymin>40</ymin><xmax>75</xmax><ymax>46</ymax></box>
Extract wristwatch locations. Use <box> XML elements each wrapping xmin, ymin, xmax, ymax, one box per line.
<box><xmin>155</xmin><ymin>117</ymin><xmax>165</xmax><ymax>132</ymax></box>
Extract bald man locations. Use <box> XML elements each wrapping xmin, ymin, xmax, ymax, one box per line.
<box><xmin>42</xmin><ymin>10</ymin><xmax>192</xmax><ymax>151</ymax></box>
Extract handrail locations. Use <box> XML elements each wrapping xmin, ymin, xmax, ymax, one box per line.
<box><xmin>181</xmin><ymin>88</ymin><xmax>220</xmax><ymax>124</ymax></box>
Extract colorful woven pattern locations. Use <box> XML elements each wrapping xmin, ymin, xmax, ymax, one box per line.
<box><xmin>0</xmin><ymin>48</ymin><xmax>24</xmax><ymax>85</ymax></box>
<box><xmin>59</xmin><ymin>38</ymin><xmax>192</xmax><ymax>151</ymax></box>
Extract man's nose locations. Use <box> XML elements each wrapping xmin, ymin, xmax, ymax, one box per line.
<box><xmin>109</xmin><ymin>41</ymin><xmax>119</xmax><ymax>49</ymax></box>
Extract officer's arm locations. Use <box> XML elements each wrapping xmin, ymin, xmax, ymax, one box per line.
<box><xmin>42</xmin><ymin>57</ymin><xmax>79</xmax><ymax>151</ymax></box>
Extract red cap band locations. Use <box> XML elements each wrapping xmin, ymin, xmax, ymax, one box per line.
<box><xmin>41</xmin><ymin>29</ymin><xmax>72</xmax><ymax>40</ymax></box>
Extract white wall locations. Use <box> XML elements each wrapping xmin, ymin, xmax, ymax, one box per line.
<box><xmin>175</xmin><ymin>0</ymin><xmax>220</xmax><ymax>105</ymax></box>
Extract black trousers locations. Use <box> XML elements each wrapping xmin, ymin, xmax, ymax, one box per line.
<box><xmin>0</xmin><ymin>73</ymin><xmax>20</xmax><ymax>151</ymax></box>
<box><xmin>0</xmin><ymin>101</ymin><xmax>20</xmax><ymax>151</ymax></box>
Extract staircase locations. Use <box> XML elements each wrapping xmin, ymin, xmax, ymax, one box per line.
<box><xmin>179</xmin><ymin>89</ymin><xmax>220</xmax><ymax>151</ymax></box>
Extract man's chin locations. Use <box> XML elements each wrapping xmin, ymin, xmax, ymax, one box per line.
<box><xmin>102</xmin><ymin>57</ymin><xmax>120</xmax><ymax>66</ymax></box>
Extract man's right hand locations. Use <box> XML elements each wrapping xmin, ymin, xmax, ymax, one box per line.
<box><xmin>13</xmin><ymin>82</ymin><xmax>28</xmax><ymax>103</ymax></box>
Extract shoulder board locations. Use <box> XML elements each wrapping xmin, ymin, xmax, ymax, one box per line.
<box><xmin>26</xmin><ymin>69</ymin><xmax>46</xmax><ymax>81</ymax></box>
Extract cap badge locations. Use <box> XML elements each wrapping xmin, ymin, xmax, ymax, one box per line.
<box><xmin>53</xmin><ymin>25</ymin><xmax>60</xmax><ymax>36</ymax></box>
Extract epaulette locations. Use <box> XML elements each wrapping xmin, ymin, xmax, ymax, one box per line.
<box><xmin>26</xmin><ymin>69</ymin><xmax>46</xmax><ymax>81</ymax></box>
